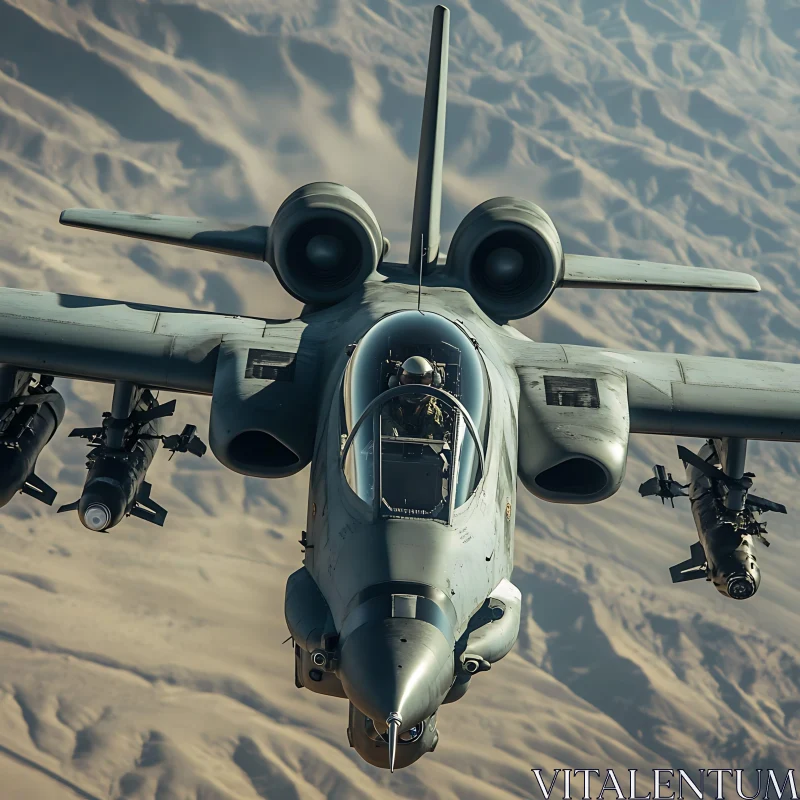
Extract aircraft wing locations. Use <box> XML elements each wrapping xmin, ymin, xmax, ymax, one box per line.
<box><xmin>511</xmin><ymin>338</ymin><xmax>800</xmax><ymax>442</ymax></box>
<box><xmin>59</xmin><ymin>209</ymin><xmax>269</xmax><ymax>261</ymax></box>
<box><xmin>0</xmin><ymin>286</ymin><xmax>306</xmax><ymax>394</ymax></box>
<box><xmin>560</xmin><ymin>254</ymin><xmax>761</xmax><ymax>293</ymax></box>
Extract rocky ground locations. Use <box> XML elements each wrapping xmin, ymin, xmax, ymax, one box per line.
<box><xmin>0</xmin><ymin>0</ymin><xmax>799</xmax><ymax>797</ymax></box>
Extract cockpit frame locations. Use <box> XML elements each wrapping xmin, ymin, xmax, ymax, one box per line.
<box><xmin>340</xmin><ymin>383</ymin><xmax>485</xmax><ymax>524</ymax></box>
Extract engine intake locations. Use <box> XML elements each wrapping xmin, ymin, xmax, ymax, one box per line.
<box><xmin>517</xmin><ymin>368</ymin><xmax>630</xmax><ymax>503</ymax></box>
<box><xmin>267</xmin><ymin>182</ymin><xmax>384</xmax><ymax>305</ymax></box>
<box><xmin>209</xmin><ymin>341</ymin><xmax>317</xmax><ymax>478</ymax></box>
<box><xmin>447</xmin><ymin>197</ymin><xmax>564</xmax><ymax>319</ymax></box>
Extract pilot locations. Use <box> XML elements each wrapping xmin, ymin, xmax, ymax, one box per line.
<box><xmin>382</xmin><ymin>356</ymin><xmax>446</xmax><ymax>439</ymax></box>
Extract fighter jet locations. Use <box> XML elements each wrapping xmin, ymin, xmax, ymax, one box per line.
<box><xmin>0</xmin><ymin>4</ymin><xmax>797</xmax><ymax>770</ymax></box>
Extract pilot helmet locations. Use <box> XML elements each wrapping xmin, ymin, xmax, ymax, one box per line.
<box><xmin>399</xmin><ymin>356</ymin><xmax>436</xmax><ymax>386</ymax></box>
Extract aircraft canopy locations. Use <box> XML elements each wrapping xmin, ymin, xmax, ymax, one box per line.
<box><xmin>342</xmin><ymin>311</ymin><xmax>488</xmax><ymax>521</ymax></box>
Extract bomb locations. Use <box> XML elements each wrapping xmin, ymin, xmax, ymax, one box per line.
<box><xmin>0</xmin><ymin>373</ymin><xmax>62</xmax><ymax>508</ymax></box>
<box><xmin>59</xmin><ymin>384</ymin><xmax>204</xmax><ymax>531</ymax></box>
<box><xmin>74</xmin><ymin>426</ymin><xmax>163</xmax><ymax>531</ymax></box>
<box><xmin>682</xmin><ymin>443</ymin><xmax>762</xmax><ymax>599</ymax></box>
<box><xmin>641</xmin><ymin>439</ymin><xmax>786</xmax><ymax>601</ymax></box>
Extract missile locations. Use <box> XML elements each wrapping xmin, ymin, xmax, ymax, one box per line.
<box><xmin>671</xmin><ymin>442</ymin><xmax>772</xmax><ymax>599</ymax></box>
<box><xmin>638</xmin><ymin>463</ymin><xmax>688</xmax><ymax>506</ymax></box>
<box><xmin>0</xmin><ymin>375</ymin><xmax>62</xmax><ymax>509</ymax></box>
<box><xmin>641</xmin><ymin>440</ymin><xmax>786</xmax><ymax>601</ymax></box>
<box><xmin>68</xmin><ymin>430</ymin><xmax>164</xmax><ymax>531</ymax></box>
<box><xmin>59</xmin><ymin>388</ymin><xmax>205</xmax><ymax>531</ymax></box>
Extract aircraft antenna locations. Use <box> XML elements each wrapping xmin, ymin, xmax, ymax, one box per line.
<box><xmin>418</xmin><ymin>234</ymin><xmax>424</xmax><ymax>311</ymax></box>
<box><xmin>387</xmin><ymin>712</ymin><xmax>401</xmax><ymax>772</ymax></box>
<box><xmin>408</xmin><ymin>4</ymin><xmax>449</xmax><ymax>275</ymax></box>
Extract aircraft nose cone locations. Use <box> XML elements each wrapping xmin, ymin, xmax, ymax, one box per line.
<box><xmin>338</xmin><ymin>618</ymin><xmax>454</xmax><ymax>732</ymax></box>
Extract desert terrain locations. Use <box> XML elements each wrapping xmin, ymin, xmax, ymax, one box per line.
<box><xmin>0</xmin><ymin>0</ymin><xmax>799</xmax><ymax>797</ymax></box>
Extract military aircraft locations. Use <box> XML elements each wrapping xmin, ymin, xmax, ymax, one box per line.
<box><xmin>0</xmin><ymin>3</ymin><xmax>796</xmax><ymax>771</ymax></box>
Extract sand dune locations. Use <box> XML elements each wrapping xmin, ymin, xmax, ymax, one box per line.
<box><xmin>1</xmin><ymin>0</ymin><xmax>799</xmax><ymax>796</ymax></box>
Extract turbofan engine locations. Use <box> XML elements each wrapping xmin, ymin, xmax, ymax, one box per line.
<box><xmin>267</xmin><ymin>182</ymin><xmax>386</xmax><ymax>305</ymax></box>
<box><xmin>446</xmin><ymin>197</ymin><xmax>564</xmax><ymax>320</ymax></box>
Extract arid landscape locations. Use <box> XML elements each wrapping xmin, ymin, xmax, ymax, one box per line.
<box><xmin>1</xmin><ymin>0</ymin><xmax>800</xmax><ymax>797</ymax></box>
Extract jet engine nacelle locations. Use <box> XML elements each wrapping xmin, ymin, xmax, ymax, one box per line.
<box><xmin>446</xmin><ymin>197</ymin><xmax>564</xmax><ymax>320</ymax></box>
<box><xmin>209</xmin><ymin>341</ymin><xmax>317</xmax><ymax>478</ymax></box>
<box><xmin>267</xmin><ymin>182</ymin><xmax>385</xmax><ymax>305</ymax></box>
<box><xmin>517</xmin><ymin>368</ymin><xmax>629</xmax><ymax>503</ymax></box>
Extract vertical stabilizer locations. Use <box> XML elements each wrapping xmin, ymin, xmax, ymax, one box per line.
<box><xmin>409</xmin><ymin>4</ymin><xmax>450</xmax><ymax>273</ymax></box>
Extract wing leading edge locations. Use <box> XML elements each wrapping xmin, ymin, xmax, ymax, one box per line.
<box><xmin>561</xmin><ymin>254</ymin><xmax>760</xmax><ymax>293</ymax></box>
<box><xmin>512</xmin><ymin>337</ymin><xmax>800</xmax><ymax>442</ymax></box>
<box><xmin>0</xmin><ymin>287</ymin><xmax>304</xmax><ymax>394</ymax></box>
<box><xmin>60</xmin><ymin>209</ymin><xmax>269</xmax><ymax>261</ymax></box>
